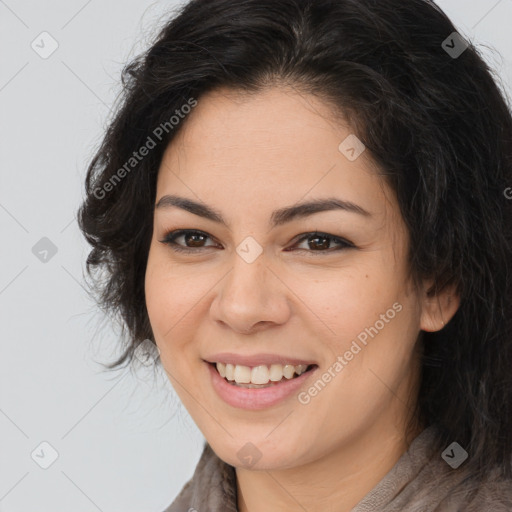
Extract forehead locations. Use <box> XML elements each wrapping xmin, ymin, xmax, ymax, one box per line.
<box><xmin>156</xmin><ymin>85</ymin><xmax>394</xmax><ymax>222</ymax></box>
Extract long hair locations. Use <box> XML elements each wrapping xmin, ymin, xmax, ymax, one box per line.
<box><xmin>77</xmin><ymin>0</ymin><xmax>512</xmax><ymax>479</ymax></box>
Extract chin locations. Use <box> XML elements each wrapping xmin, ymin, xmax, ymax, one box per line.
<box><xmin>208</xmin><ymin>434</ymin><xmax>308</xmax><ymax>471</ymax></box>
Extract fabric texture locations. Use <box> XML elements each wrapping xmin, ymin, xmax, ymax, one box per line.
<box><xmin>163</xmin><ymin>426</ymin><xmax>512</xmax><ymax>511</ymax></box>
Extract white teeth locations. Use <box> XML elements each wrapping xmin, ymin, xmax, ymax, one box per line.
<box><xmin>269</xmin><ymin>364</ymin><xmax>283</xmax><ymax>381</ymax></box>
<box><xmin>215</xmin><ymin>362</ymin><xmax>310</xmax><ymax>385</ymax></box>
<box><xmin>217</xmin><ymin>362</ymin><xmax>226</xmax><ymax>378</ymax></box>
<box><xmin>283</xmin><ymin>364</ymin><xmax>295</xmax><ymax>379</ymax></box>
<box><xmin>234</xmin><ymin>365</ymin><xmax>251</xmax><ymax>383</ymax></box>
<box><xmin>251</xmin><ymin>365</ymin><xmax>270</xmax><ymax>385</ymax></box>
<box><xmin>225</xmin><ymin>363</ymin><xmax>235</xmax><ymax>381</ymax></box>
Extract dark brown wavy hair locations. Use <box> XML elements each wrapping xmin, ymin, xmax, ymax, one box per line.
<box><xmin>77</xmin><ymin>0</ymin><xmax>512</xmax><ymax>480</ymax></box>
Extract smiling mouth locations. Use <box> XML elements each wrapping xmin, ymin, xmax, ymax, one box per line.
<box><xmin>208</xmin><ymin>362</ymin><xmax>318</xmax><ymax>388</ymax></box>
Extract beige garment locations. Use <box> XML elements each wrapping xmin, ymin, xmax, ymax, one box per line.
<box><xmin>163</xmin><ymin>426</ymin><xmax>512</xmax><ymax>511</ymax></box>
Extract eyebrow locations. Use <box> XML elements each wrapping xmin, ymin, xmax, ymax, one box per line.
<box><xmin>155</xmin><ymin>194</ymin><xmax>372</xmax><ymax>229</ymax></box>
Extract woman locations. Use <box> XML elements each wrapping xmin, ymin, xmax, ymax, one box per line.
<box><xmin>77</xmin><ymin>0</ymin><xmax>512</xmax><ymax>510</ymax></box>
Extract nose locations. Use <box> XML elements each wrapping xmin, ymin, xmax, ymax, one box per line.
<box><xmin>209</xmin><ymin>252</ymin><xmax>292</xmax><ymax>335</ymax></box>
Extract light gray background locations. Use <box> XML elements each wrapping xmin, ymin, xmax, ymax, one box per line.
<box><xmin>1</xmin><ymin>1</ymin><xmax>511</xmax><ymax>511</ymax></box>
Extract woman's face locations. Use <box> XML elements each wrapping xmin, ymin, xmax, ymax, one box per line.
<box><xmin>145</xmin><ymin>85</ymin><xmax>430</xmax><ymax>469</ymax></box>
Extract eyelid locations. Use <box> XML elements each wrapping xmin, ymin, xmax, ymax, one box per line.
<box><xmin>159</xmin><ymin>229</ymin><xmax>355</xmax><ymax>254</ymax></box>
<box><xmin>290</xmin><ymin>231</ymin><xmax>355</xmax><ymax>251</ymax></box>
<box><xmin>159</xmin><ymin>229</ymin><xmax>219</xmax><ymax>252</ymax></box>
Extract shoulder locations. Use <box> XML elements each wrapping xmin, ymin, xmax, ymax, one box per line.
<box><xmin>161</xmin><ymin>443</ymin><xmax>237</xmax><ymax>512</ymax></box>
<box><xmin>447</xmin><ymin>470</ymin><xmax>512</xmax><ymax>511</ymax></box>
<box><xmin>405</xmin><ymin>432</ymin><xmax>512</xmax><ymax>511</ymax></box>
<box><xmin>353</xmin><ymin>426</ymin><xmax>512</xmax><ymax>511</ymax></box>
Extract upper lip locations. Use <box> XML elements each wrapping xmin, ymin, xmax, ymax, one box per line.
<box><xmin>204</xmin><ymin>353</ymin><xmax>317</xmax><ymax>367</ymax></box>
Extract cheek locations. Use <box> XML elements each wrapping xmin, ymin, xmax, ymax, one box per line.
<box><xmin>145</xmin><ymin>250</ymin><xmax>187</xmax><ymax>347</ymax></box>
<box><xmin>314</xmin><ymin>302</ymin><xmax>420</xmax><ymax>430</ymax></box>
<box><xmin>313</xmin><ymin>267</ymin><xmax>419</xmax><ymax>373</ymax></box>
<box><xmin>144</xmin><ymin>250</ymin><xmax>214</xmax><ymax>354</ymax></box>
<box><xmin>145</xmin><ymin>271</ymin><xmax>195</xmax><ymax>381</ymax></box>
<box><xmin>307</xmin><ymin>271</ymin><xmax>398</xmax><ymax>337</ymax></box>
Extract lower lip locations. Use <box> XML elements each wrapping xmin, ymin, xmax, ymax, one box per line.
<box><xmin>207</xmin><ymin>362</ymin><xmax>317</xmax><ymax>410</ymax></box>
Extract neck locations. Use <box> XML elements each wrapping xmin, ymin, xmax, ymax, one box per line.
<box><xmin>235</xmin><ymin>413</ymin><xmax>424</xmax><ymax>512</ymax></box>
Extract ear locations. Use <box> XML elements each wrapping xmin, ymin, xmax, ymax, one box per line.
<box><xmin>420</xmin><ymin>280</ymin><xmax>460</xmax><ymax>332</ymax></box>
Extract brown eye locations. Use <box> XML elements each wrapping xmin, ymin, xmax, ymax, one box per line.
<box><xmin>159</xmin><ymin>230</ymin><xmax>218</xmax><ymax>252</ymax></box>
<box><xmin>159</xmin><ymin>229</ymin><xmax>355</xmax><ymax>255</ymax></box>
<box><xmin>289</xmin><ymin>232</ymin><xmax>354</xmax><ymax>253</ymax></box>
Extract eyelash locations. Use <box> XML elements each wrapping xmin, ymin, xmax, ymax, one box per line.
<box><xmin>158</xmin><ymin>229</ymin><xmax>355</xmax><ymax>255</ymax></box>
